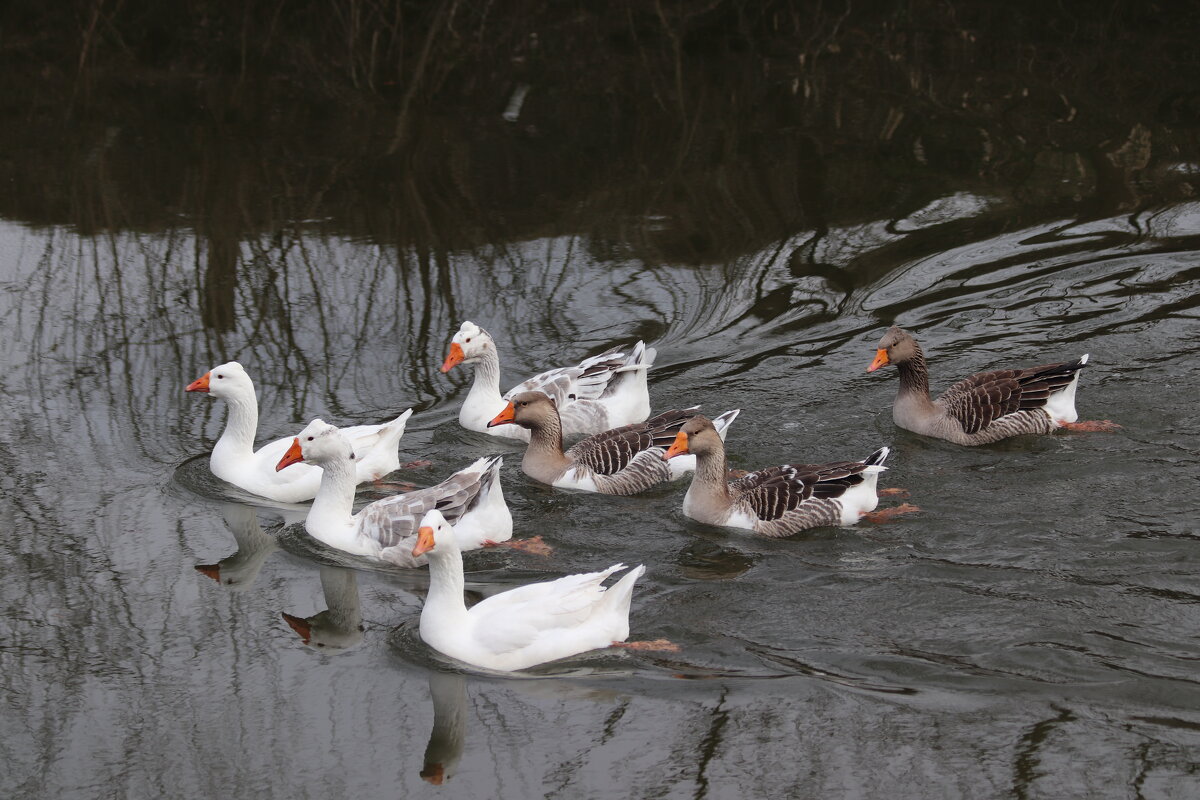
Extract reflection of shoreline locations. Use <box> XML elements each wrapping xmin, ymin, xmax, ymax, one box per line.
<box><xmin>280</xmin><ymin>567</ymin><xmax>364</xmax><ymax>652</ymax></box>
<box><xmin>194</xmin><ymin>503</ymin><xmax>279</xmax><ymax>591</ymax></box>
<box><xmin>421</xmin><ymin>672</ymin><xmax>467</xmax><ymax>785</ymax></box>
<box><xmin>4</xmin><ymin>4</ymin><xmax>1191</xmax><ymax>264</ymax></box>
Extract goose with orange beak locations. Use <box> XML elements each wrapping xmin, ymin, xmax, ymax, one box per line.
<box><xmin>663</xmin><ymin>416</ymin><xmax>914</xmax><ymax>536</ymax></box>
<box><xmin>439</xmin><ymin>320</ymin><xmax>656</xmax><ymax>440</ymax></box>
<box><xmin>184</xmin><ymin>360</ymin><xmax>413</xmax><ymax>503</ymax></box>
<box><xmin>487</xmin><ymin>391</ymin><xmax>739</xmax><ymax>495</ymax></box>
<box><xmin>277</xmin><ymin>419</ymin><xmax>513</xmax><ymax>567</ymax></box>
<box><xmin>411</xmin><ymin>509</ymin><xmax>646</xmax><ymax>671</ymax></box>
<box><xmin>867</xmin><ymin>325</ymin><xmax>1117</xmax><ymax>445</ymax></box>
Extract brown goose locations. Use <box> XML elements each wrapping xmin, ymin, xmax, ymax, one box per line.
<box><xmin>867</xmin><ymin>326</ymin><xmax>1117</xmax><ymax>445</ymax></box>
<box><xmin>662</xmin><ymin>416</ymin><xmax>911</xmax><ymax>536</ymax></box>
<box><xmin>488</xmin><ymin>391</ymin><xmax>740</xmax><ymax>495</ymax></box>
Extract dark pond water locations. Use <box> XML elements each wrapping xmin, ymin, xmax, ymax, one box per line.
<box><xmin>3</xmin><ymin>6</ymin><xmax>1200</xmax><ymax>799</ymax></box>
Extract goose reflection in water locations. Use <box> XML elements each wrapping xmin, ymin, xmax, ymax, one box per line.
<box><xmin>194</xmin><ymin>503</ymin><xmax>280</xmax><ymax>590</ymax></box>
<box><xmin>420</xmin><ymin>672</ymin><xmax>467</xmax><ymax>785</ymax></box>
<box><xmin>280</xmin><ymin>567</ymin><xmax>365</xmax><ymax>652</ymax></box>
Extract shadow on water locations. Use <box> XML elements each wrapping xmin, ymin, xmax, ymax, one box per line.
<box><xmin>3</xmin><ymin>3</ymin><xmax>1200</xmax><ymax>798</ymax></box>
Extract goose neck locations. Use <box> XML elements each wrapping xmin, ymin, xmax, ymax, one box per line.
<box><xmin>896</xmin><ymin>345</ymin><xmax>932</xmax><ymax>401</ymax></box>
<box><xmin>465</xmin><ymin>348</ymin><xmax>503</xmax><ymax>406</ymax></box>
<box><xmin>424</xmin><ymin>547</ymin><xmax>470</xmax><ymax>624</ymax></box>
<box><xmin>692</xmin><ymin>442</ymin><xmax>733</xmax><ymax>500</ymax></box>
<box><xmin>523</xmin><ymin>413</ymin><xmax>570</xmax><ymax>474</ymax></box>
<box><xmin>305</xmin><ymin>457</ymin><xmax>359</xmax><ymax>543</ymax></box>
<box><xmin>211</xmin><ymin>392</ymin><xmax>260</xmax><ymax>463</ymax></box>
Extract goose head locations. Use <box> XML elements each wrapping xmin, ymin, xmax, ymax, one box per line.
<box><xmin>280</xmin><ymin>610</ymin><xmax>364</xmax><ymax>652</ymax></box>
<box><xmin>275</xmin><ymin>419</ymin><xmax>356</xmax><ymax>471</ymax></box>
<box><xmin>663</xmin><ymin>415</ymin><xmax>721</xmax><ymax>460</ymax></box>
<box><xmin>868</xmin><ymin>325</ymin><xmax>919</xmax><ymax>372</ymax></box>
<box><xmin>440</xmin><ymin>321</ymin><xmax>496</xmax><ymax>372</ymax></box>
<box><xmin>411</xmin><ymin>509</ymin><xmax>454</xmax><ymax>558</ymax></box>
<box><xmin>486</xmin><ymin>390</ymin><xmax>556</xmax><ymax>430</ymax></box>
<box><xmin>185</xmin><ymin>361</ymin><xmax>254</xmax><ymax>400</ymax></box>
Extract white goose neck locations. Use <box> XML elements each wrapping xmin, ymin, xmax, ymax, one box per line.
<box><xmin>424</xmin><ymin>547</ymin><xmax>470</xmax><ymax>625</ymax></box>
<box><xmin>464</xmin><ymin>348</ymin><xmax>503</xmax><ymax>407</ymax></box>
<box><xmin>211</xmin><ymin>391</ymin><xmax>260</xmax><ymax>464</ymax></box>
<box><xmin>305</xmin><ymin>456</ymin><xmax>359</xmax><ymax>546</ymax></box>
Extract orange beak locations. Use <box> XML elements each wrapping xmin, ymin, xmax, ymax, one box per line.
<box><xmin>420</xmin><ymin>764</ymin><xmax>446</xmax><ymax>785</ymax></box>
<box><xmin>275</xmin><ymin>438</ymin><xmax>304</xmax><ymax>471</ymax></box>
<box><xmin>487</xmin><ymin>402</ymin><xmax>516</xmax><ymax>428</ymax></box>
<box><xmin>194</xmin><ymin>564</ymin><xmax>221</xmax><ymax>582</ymax></box>
<box><xmin>867</xmin><ymin>348</ymin><xmax>890</xmax><ymax>372</ymax></box>
<box><xmin>185</xmin><ymin>372</ymin><xmax>211</xmax><ymax>393</ymax></box>
<box><xmin>440</xmin><ymin>342</ymin><xmax>465</xmax><ymax>373</ymax></box>
<box><xmin>412</xmin><ymin>525</ymin><xmax>436</xmax><ymax>557</ymax></box>
<box><xmin>281</xmin><ymin>612</ymin><xmax>312</xmax><ymax>643</ymax></box>
<box><xmin>663</xmin><ymin>431</ymin><xmax>689</xmax><ymax>460</ymax></box>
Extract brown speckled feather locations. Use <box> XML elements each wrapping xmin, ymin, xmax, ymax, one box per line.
<box><xmin>731</xmin><ymin>460</ymin><xmax>872</xmax><ymax>522</ymax></box>
<box><xmin>939</xmin><ymin>358</ymin><xmax>1087</xmax><ymax>435</ymax></box>
<box><xmin>566</xmin><ymin>407</ymin><xmax>700</xmax><ymax>476</ymax></box>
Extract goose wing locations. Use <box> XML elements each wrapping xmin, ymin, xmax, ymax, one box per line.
<box><xmin>355</xmin><ymin>457</ymin><xmax>498</xmax><ymax>549</ymax></box>
<box><xmin>939</xmin><ymin>357</ymin><xmax>1087</xmax><ymax>434</ymax></box>
<box><xmin>566</xmin><ymin>407</ymin><xmax>699</xmax><ymax>475</ymax></box>
<box><xmin>468</xmin><ymin>565</ymin><xmax>626</xmax><ymax>655</ymax></box>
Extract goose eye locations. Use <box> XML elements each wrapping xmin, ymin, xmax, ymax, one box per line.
<box><xmin>307</xmin><ymin>436</ymin><xmax>314</xmax><ymax>441</ymax></box>
<box><xmin>216</xmin><ymin>374</ymin><xmax>224</xmax><ymax>379</ymax></box>
<box><xmin>465</xmin><ymin>337</ymin><xmax>472</xmax><ymax>343</ymax></box>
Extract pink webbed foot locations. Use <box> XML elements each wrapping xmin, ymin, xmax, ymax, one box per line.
<box><xmin>1058</xmin><ymin>420</ymin><xmax>1122</xmax><ymax>432</ymax></box>
<box><xmin>401</xmin><ymin>459</ymin><xmax>433</xmax><ymax>470</ymax></box>
<box><xmin>611</xmin><ymin>638</ymin><xmax>681</xmax><ymax>653</ymax></box>
<box><xmin>373</xmin><ymin>479</ymin><xmax>421</xmax><ymax>492</ymax></box>
<box><xmin>861</xmin><ymin>503</ymin><xmax>921</xmax><ymax>524</ymax></box>
<box><xmin>485</xmin><ymin>535</ymin><xmax>552</xmax><ymax>556</ymax></box>
<box><xmin>878</xmin><ymin>487</ymin><xmax>909</xmax><ymax>498</ymax></box>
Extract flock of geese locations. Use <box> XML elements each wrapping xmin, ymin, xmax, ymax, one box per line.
<box><xmin>187</xmin><ymin>321</ymin><xmax>1115</xmax><ymax>672</ymax></box>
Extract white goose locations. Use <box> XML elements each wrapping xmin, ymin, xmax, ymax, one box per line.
<box><xmin>186</xmin><ymin>361</ymin><xmax>412</xmax><ymax>503</ymax></box>
<box><xmin>439</xmin><ymin>321</ymin><xmax>655</xmax><ymax>440</ymax></box>
<box><xmin>412</xmin><ymin>509</ymin><xmax>644</xmax><ymax>671</ymax></box>
<box><xmin>276</xmin><ymin>420</ymin><xmax>512</xmax><ymax>565</ymax></box>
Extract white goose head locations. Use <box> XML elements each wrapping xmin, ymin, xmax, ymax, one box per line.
<box><xmin>440</xmin><ymin>321</ymin><xmax>496</xmax><ymax>372</ymax></box>
<box><xmin>275</xmin><ymin>419</ymin><xmax>356</xmax><ymax>471</ymax></box>
<box><xmin>412</xmin><ymin>509</ymin><xmax>455</xmax><ymax>557</ymax></box>
<box><xmin>185</xmin><ymin>360</ymin><xmax>255</xmax><ymax>401</ymax></box>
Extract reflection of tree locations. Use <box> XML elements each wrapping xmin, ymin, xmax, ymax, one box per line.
<box><xmin>1</xmin><ymin>2</ymin><xmax>1195</xmax><ymax>266</ymax></box>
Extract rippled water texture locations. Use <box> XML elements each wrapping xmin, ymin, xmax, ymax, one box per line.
<box><xmin>3</xmin><ymin>4</ymin><xmax>1200</xmax><ymax>799</ymax></box>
